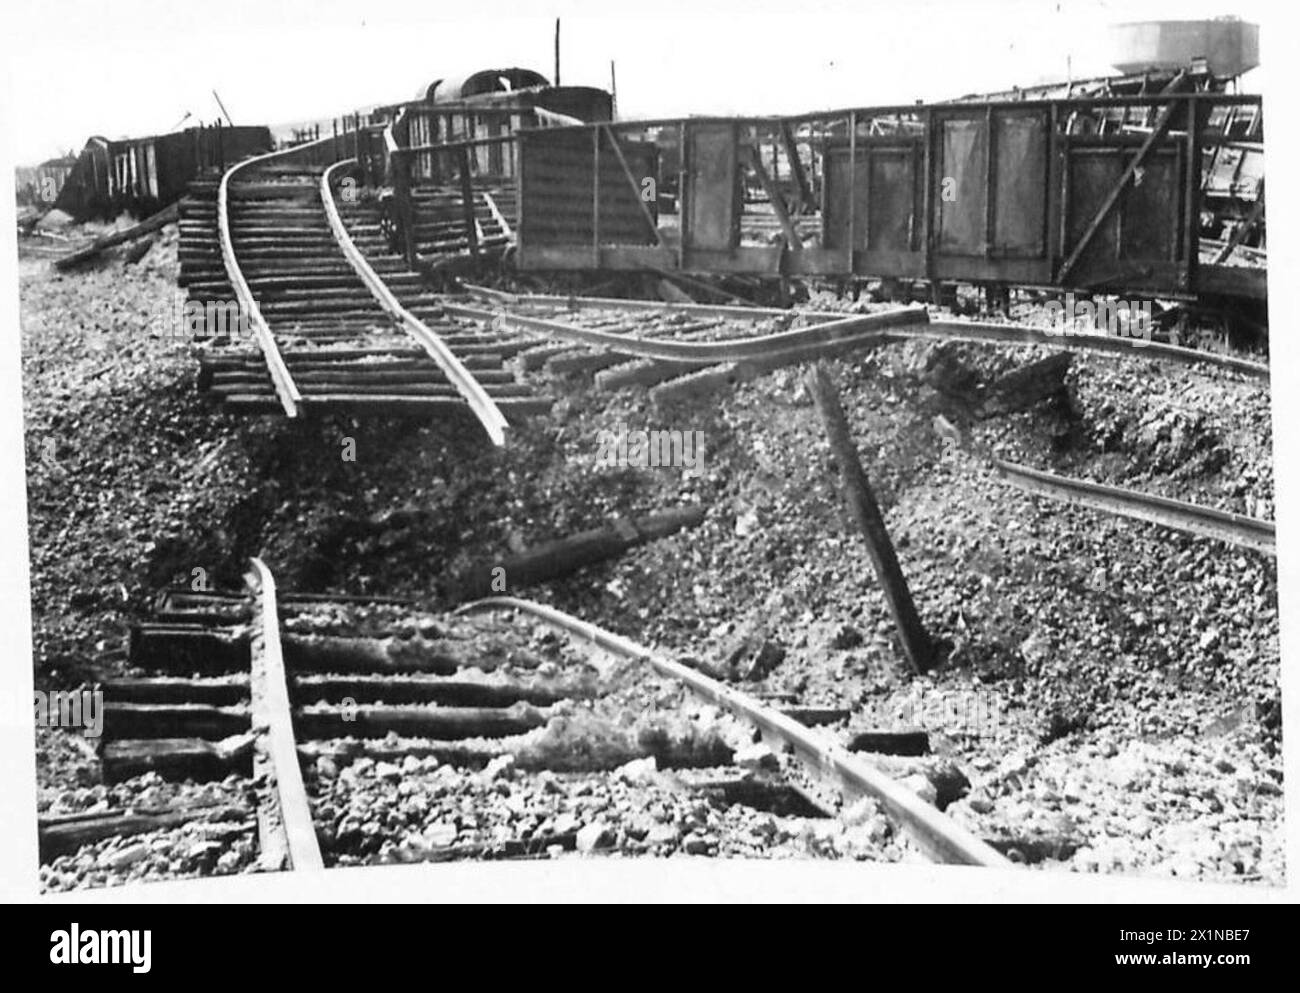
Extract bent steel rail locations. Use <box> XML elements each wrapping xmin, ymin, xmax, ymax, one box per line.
<box><xmin>456</xmin><ymin>596</ymin><xmax>1011</xmax><ymax>868</ymax></box>
<box><xmin>924</xmin><ymin>320</ymin><xmax>1268</xmax><ymax>380</ymax></box>
<box><xmin>457</xmin><ymin>289</ymin><xmax>1267</xmax><ymax>380</ymax></box>
<box><xmin>320</xmin><ymin>160</ymin><xmax>509</xmax><ymax>445</ymax></box>
<box><xmin>245</xmin><ymin>558</ymin><xmax>324</xmax><ymax>871</ymax></box>
<box><xmin>441</xmin><ymin>301</ymin><xmax>929</xmax><ymax>362</ymax></box>
<box><xmin>217</xmin><ymin>138</ymin><xmax>339</xmax><ymax>417</ymax></box>
<box><xmin>991</xmin><ymin>459</ymin><xmax>1275</xmax><ymax>555</ymax></box>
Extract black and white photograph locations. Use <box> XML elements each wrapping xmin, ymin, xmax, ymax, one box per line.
<box><xmin>1</xmin><ymin>0</ymin><xmax>1292</xmax><ymax>913</ymax></box>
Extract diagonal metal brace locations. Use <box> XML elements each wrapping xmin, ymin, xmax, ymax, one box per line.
<box><xmin>1057</xmin><ymin>71</ymin><xmax>1188</xmax><ymax>284</ymax></box>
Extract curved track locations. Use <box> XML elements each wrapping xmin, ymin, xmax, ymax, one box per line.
<box><xmin>217</xmin><ymin>143</ymin><xmax>311</xmax><ymax>415</ymax></box>
<box><xmin>198</xmin><ymin>143</ymin><xmax>545</xmax><ymax>439</ymax></box>
<box><xmin>320</xmin><ymin>160</ymin><xmax>509</xmax><ymax>444</ymax></box>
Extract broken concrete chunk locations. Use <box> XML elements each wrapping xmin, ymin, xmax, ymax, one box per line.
<box><xmin>576</xmin><ymin>821</ymin><xmax>614</xmax><ymax>853</ymax></box>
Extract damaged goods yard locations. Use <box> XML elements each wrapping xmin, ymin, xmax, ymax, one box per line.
<box><xmin>15</xmin><ymin>13</ymin><xmax>1282</xmax><ymax>893</ymax></box>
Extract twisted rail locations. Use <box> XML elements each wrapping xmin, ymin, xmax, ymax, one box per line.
<box><xmin>216</xmin><ymin>139</ymin><xmax>340</xmax><ymax>416</ymax></box>
<box><xmin>321</xmin><ymin>160</ymin><xmax>509</xmax><ymax>445</ymax></box>
<box><xmin>457</xmin><ymin>596</ymin><xmax>1010</xmax><ymax>867</ymax></box>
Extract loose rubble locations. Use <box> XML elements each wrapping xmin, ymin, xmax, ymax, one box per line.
<box><xmin>27</xmin><ymin>235</ymin><xmax>1281</xmax><ymax>889</ymax></box>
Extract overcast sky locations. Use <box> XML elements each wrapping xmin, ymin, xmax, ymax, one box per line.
<box><xmin>1</xmin><ymin>0</ymin><xmax>1269</xmax><ymax>165</ymax></box>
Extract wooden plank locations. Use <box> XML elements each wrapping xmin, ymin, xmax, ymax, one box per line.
<box><xmin>292</xmin><ymin>674</ymin><xmax>589</xmax><ymax>706</ymax></box>
<box><xmin>779</xmin><ymin>121</ymin><xmax>815</xmax><ymax>214</ymax></box>
<box><xmin>1212</xmin><ymin>187</ymin><xmax>1264</xmax><ymax>264</ymax></box>
<box><xmin>102</xmin><ymin>703</ymin><xmax>249</xmax><ymax>740</ymax></box>
<box><xmin>102</xmin><ymin>677</ymin><xmax>248</xmax><ymax>705</ymax></box>
<box><xmin>805</xmin><ymin>364</ymin><xmax>933</xmax><ymax>673</ymax></box>
<box><xmin>388</xmin><ymin>115</ymin><xmax>418</xmax><ymax>267</ymax></box>
<box><xmin>848</xmin><ymin>730</ymin><xmax>931</xmax><ymax>756</ymax></box>
<box><xmin>746</xmin><ymin>143</ymin><xmax>801</xmax><ymax>252</ymax></box>
<box><xmin>102</xmin><ymin>736</ymin><xmax>254</xmax><ymax>782</ymax></box>
<box><xmin>451</xmin><ymin>506</ymin><xmax>705</xmax><ymax>601</ymax></box>
<box><xmin>846</xmin><ymin>112</ymin><xmax>858</xmax><ymax>269</ymax></box>
<box><xmin>39</xmin><ymin>803</ymin><xmax>251</xmax><ymax>861</ymax></box>
<box><xmin>294</xmin><ymin>705</ymin><xmax>548</xmax><ymax>739</ymax></box>
<box><xmin>54</xmin><ymin>203</ymin><xmax>179</xmax><ymax>269</ymax></box>
<box><xmin>457</xmin><ymin>146</ymin><xmax>479</xmax><ymax>256</ymax></box>
<box><xmin>984</xmin><ymin>105</ymin><xmax>996</xmax><ymax>257</ymax></box>
<box><xmin>1182</xmin><ymin>95</ymin><xmax>1200</xmax><ymax>287</ymax></box>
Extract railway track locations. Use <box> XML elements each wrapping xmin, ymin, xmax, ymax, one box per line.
<box><xmin>178</xmin><ymin>141</ymin><xmax>547</xmax><ymax>442</ymax></box>
<box><xmin>34</xmin><ymin>284</ymin><xmax>1271</xmax><ymax>881</ymax></box>
<box><xmin>446</xmin><ymin>291</ymin><xmax>938</xmax><ymax>406</ymax></box>
<box><xmin>38</xmin><ymin>180</ymin><xmax>1273</xmax><ymax>887</ymax></box>
<box><xmin>454</xmin><ymin>287</ymin><xmax>1268</xmax><ymax>380</ymax></box>
<box><xmin>176</xmin><ymin>139</ymin><xmax>1265</xmax><ymax>442</ymax></box>
<box><xmin>40</xmin><ymin>560</ymin><xmax>1010</xmax><ymax>879</ymax></box>
<box><xmin>403</xmin><ymin>184</ymin><xmax>516</xmax><ymax>266</ymax></box>
<box><xmin>442</xmin><ymin>288</ymin><xmax>1272</xmax><ymax>553</ymax></box>
<box><xmin>178</xmin><ymin>207</ymin><xmax>1274</xmax><ymax>573</ymax></box>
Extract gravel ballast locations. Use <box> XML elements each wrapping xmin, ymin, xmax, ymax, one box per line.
<box><xmin>24</xmin><ymin>234</ymin><xmax>1282</xmax><ymax>888</ymax></box>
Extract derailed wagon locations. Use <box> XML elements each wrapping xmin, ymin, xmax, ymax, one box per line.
<box><xmin>510</xmin><ymin>83</ymin><xmax>1264</xmax><ymax>308</ymax></box>
<box><xmin>53</xmin><ymin>124</ymin><xmax>272</xmax><ymax>221</ymax></box>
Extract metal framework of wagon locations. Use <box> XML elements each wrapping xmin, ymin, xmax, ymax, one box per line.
<box><xmin>510</xmin><ymin>89</ymin><xmax>1265</xmax><ymax>302</ymax></box>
